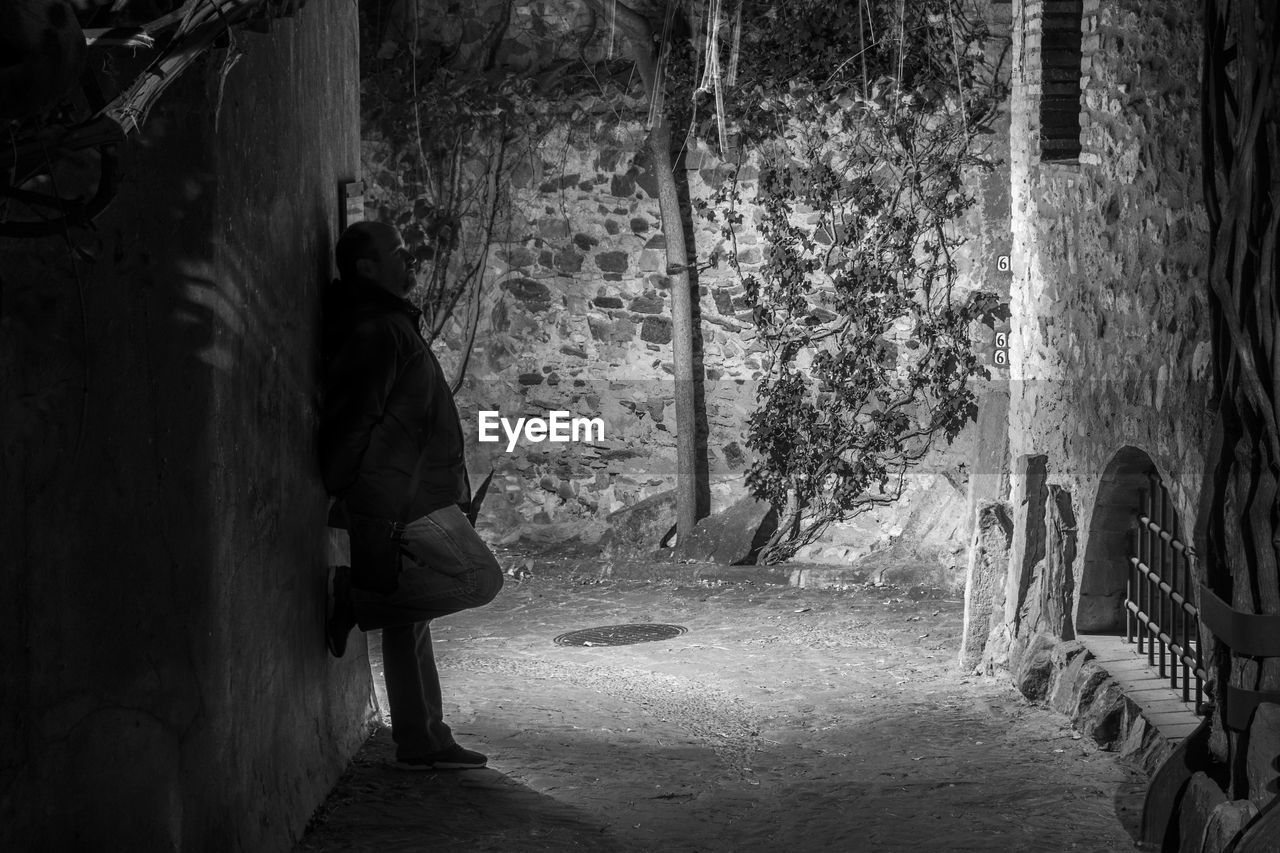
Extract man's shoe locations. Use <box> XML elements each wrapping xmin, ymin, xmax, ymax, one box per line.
<box><xmin>326</xmin><ymin>565</ymin><xmax>356</xmax><ymax>658</ymax></box>
<box><xmin>395</xmin><ymin>744</ymin><xmax>488</xmax><ymax>771</ymax></box>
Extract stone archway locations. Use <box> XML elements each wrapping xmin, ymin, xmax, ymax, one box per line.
<box><xmin>1078</xmin><ymin>447</ymin><xmax>1159</xmax><ymax>634</ymax></box>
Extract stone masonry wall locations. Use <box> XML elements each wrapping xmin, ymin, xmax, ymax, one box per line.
<box><xmin>996</xmin><ymin>0</ymin><xmax>1212</xmax><ymax>656</ymax></box>
<box><xmin>367</xmin><ymin>0</ymin><xmax>1011</xmax><ymax>581</ymax></box>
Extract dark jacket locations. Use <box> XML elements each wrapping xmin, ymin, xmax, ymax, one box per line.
<box><xmin>319</xmin><ymin>278</ymin><xmax>468</xmax><ymax>521</ymax></box>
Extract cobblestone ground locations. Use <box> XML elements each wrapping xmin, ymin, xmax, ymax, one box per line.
<box><xmin>296</xmin><ymin>554</ymin><xmax>1147</xmax><ymax>852</ymax></box>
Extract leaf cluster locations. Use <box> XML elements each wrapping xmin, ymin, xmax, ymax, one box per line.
<box><xmin>690</xmin><ymin>0</ymin><xmax>1004</xmax><ymax>559</ymax></box>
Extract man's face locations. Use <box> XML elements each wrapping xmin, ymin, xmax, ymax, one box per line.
<box><xmin>369</xmin><ymin>228</ymin><xmax>418</xmax><ymax>297</ymax></box>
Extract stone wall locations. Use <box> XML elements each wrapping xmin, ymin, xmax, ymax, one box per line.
<box><xmin>0</xmin><ymin>3</ymin><xmax>370</xmax><ymax>849</ymax></box>
<box><xmin>985</xmin><ymin>4</ymin><xmax>1280</xmax><ymax>846</ymax></box>
<box><xmin>367</xmin><ymin>0</ymin><xmax>1013</xmax><ymax>582</ymax></box>
<box><xmin>996</xmin><ymin>0</ymin><xmax>1212</xmax><ymax>654</ymax></box>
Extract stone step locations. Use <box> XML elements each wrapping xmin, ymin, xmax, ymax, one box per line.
<box><xmin>1079</xmin><ymin>632</ymin><xmax>1202</xmax><ymax>745</ymax></box>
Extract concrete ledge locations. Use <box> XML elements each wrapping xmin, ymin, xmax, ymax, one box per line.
<box><xmin>596</xmin><ymin>559</ymin><xmax>798</xmax><ymax>586</ymax></box>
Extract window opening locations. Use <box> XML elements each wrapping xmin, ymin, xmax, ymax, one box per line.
<box><xmin>1039</xmin><ymin>0</ymin><xmax>1084</xmax><ymax>161</ymax></box>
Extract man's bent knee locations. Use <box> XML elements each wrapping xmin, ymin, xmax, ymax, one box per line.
<box><xmin>462</xmin><ymin>556</ymin><xmax>503</xmax><ymax>607</ymax></box>
<box><xmin>472</xmin><ymin>566</ymin><xmax>503</xmax><ymax>607</ymax></box>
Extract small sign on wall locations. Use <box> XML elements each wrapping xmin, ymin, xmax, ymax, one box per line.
<box><xmin>340</xmin><ymin>180</ymin><xmax>365</xmax><ymax>230</ymax></box>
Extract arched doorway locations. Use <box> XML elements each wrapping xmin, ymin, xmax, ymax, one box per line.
<box><xmin>1080</xmin><ymin>446</ymin><xmax>1204</xmax><ymax>710</ymax></box>
<box><xmin>1079</xmin><ymin>447</ymin><xmax>1156</xmax><ymax>633</ymax></box>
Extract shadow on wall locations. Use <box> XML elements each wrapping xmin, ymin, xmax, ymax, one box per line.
<box><xmin>0</xmin><ymin>155</ymin><xmax>227</xmax><ymax>849</ymax></box>
<box><xmin>1</xmin><ymin>8</ymin><xmax>369</xmax><ymax>844</ymax></box>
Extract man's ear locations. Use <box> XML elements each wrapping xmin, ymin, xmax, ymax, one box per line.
<box><xmin>355</xmin><ymin>257</ymin><xmax>378</xmax><ymax>280</ymax></box>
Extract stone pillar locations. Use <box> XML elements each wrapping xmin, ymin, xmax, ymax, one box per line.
<box><xmin>960</xmin><ymin>501</ymin><xmax>1014</xmax><ymax>671</ymax></box>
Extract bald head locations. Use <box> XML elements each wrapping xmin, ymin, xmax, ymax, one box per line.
<box><xmin>335</xmin><ymin>221</ymin><xmax>417</xmax><ymax>296</ymax></box>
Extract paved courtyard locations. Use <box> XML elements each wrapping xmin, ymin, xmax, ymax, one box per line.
<box><xmin>296</xmin><ymin>552</ymin><xmax>1147</xmax><ymax>852</ymax></box>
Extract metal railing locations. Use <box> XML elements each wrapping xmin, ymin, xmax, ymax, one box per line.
<box><xmin>1125</xmin><ymin>473</ymin><xmax>1206</xmax><ymax>710</ymax></box>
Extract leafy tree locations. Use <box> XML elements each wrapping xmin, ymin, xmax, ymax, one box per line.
<box><xmin>357</xmin><ymin>1</ymin><xmax>1001</xmax><ymax>556</ymax></box>
<box><xmin>691</xmin><ymin>0</ymin><xmax>1005</xmax><ymax>562</ymax></box>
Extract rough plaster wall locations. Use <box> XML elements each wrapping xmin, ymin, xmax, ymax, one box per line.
<box><xmin>1003</xmin><ymin>0</ymin><xmax>1212</xmax><ymax>645</ymax></box>
<box><xmin>0</xmin><ymin>2</ymin><xmax>369</xmax><ymax>849</ymax></box>
<box><xmin>383</xmin><ymin>0</ymin><xmax>1011</xmax><ymax>574</ymax></box>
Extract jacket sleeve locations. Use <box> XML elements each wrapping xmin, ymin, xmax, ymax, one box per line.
<box><xmin>318</xmin><ymin>318</ymin><xmax>399</xmax><ymax>496</ymax></box>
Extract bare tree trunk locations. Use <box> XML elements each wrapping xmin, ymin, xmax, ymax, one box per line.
<box><xmin>647</xmin><ymin>112</ymin><xmax>700</xmax><ymax>540</ymax></box>
<box><xmin>757</xmin><ymin>488</ymin><xmax>801</xmax><ymax>565</ymax></box>
<box><xmin>587</xmin><ymin>0</ymin><xmax>701</xmax><ymax>540</ymax></box>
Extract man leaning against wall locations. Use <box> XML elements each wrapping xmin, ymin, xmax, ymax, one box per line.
<box><xmin>318</xmin><ymin>220</ymin><xmax>503</xmax><ymax>770</ymax></box>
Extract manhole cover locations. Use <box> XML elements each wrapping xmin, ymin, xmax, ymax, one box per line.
<box><xmin>554</xmin><ymin>623</ymin><xmax>688</xmax><ymax>647</ymax></box>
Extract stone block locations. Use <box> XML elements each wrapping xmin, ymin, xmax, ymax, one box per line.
<box><xmin>960</xmin><ymin>501</ymin><xmax>1013</xmax><ymax>671</ymax></box>
<box><xmin>501</xmin><ymin>278</ymin><xmax>555</xmax><ymax>313</ymax></box>
<box><xmin>640</xmin><ymin>316</ymin><xmax>672</xmax><ymax>345</ymax></box>
<box><xmin>1117</xmin><ymin>713</ymin><xmax>1154</xmax><ymax>762</ymax></box>
<box><xmin>1011</xmin><ymin>631</ymin><xmax>1057</xmax><ymax>701</ymax></box>
<box><xmin>672</xmin><ymin>496</ymin><xmax>777</xmax><ymax>565</ymax></box>
<box><xmin>1074</xmin><ymin>676</ymin><xmax>1125</xmax><ymax>749</ymax></box>
<box><xmin>537</xmin><ymin>217</ymin><xmax>570</xmax><ymax>240</ymax></box>
<box><xmin>628</xmin><ymin>292</ymin><xmax>663</xmax><ymax>314</ymax></box>
<box><xmin>722</xmin><ymin>441</ymin><xmax>746</xmax><ymax>469</ymax></box>
<box><xmin>553</xmin><ymin>250</ymin><xmax>583</xmax><ymax>273</ymax></box>
<box><xmin>595</xmin><ymin>251</ymin><xmax>629</xmax><ymax>273</ymax></box>
<box><xmin>1178</xmin><ymin>773</ymin><xmax>1228</xmax><ymax>853</ymax></box>
<box><xmin>1202</xmin><ymin>800</ymin><xmax>1258</xmax><ymax>853</ymax></box>
<box><xmin>982</xmin><ymin>622</ymin><xmax>1013</xmax><ymax>674</ymax></box>
<box><xmin>599</xmin><ymin>488</ymin><xmax>677</xmax><ymax>559</ymax></box>
<box><xmin>587</xmin><ymin>317</ymin><xmax>636</xmax><ymax>345</ymax></box>
<box><xmin>610</xmin><ymin>172</ymin><xmax>635</xmax><ymax>197</ymax></box>
<box><xmin>713</xmin><ymin>288</ymin><xmax>733</xmax><ymax>315</ymax></box>
<box><xmin>1038</xmin><ymin>485</ymin><xmax>1077</xmax><ymax>638</ymax></box>
<box><xmin>638</xmin><ymin>250</ymin><xmax>664</xmax><ymax>272</ymax></box>
<box><xmin>1046</xmin><ymin>640</ymin><xmax>1090</xmax><ymax>715</ymax></box>
<box><xmin>1007</xmin><ymin>455</ymin><xmax>1049</xmax><ymax>628</ymax></box>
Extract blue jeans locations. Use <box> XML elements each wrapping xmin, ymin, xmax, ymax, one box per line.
<box><xmin>351</xmin><ymin>504</ymin><xmax>503</xmax><ymax>758</ymax></box>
